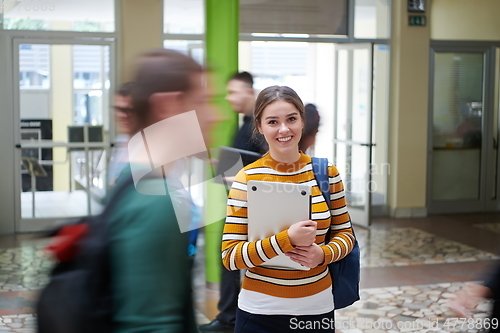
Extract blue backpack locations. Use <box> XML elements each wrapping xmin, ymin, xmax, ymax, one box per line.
<box><xmin>311</xmin><ymin>157</ymin><xmax>360</xmax><ymax>310</ymax></box>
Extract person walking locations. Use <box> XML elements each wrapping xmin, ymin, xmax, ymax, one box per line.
<box><xmin>109</xmin><ymin>49</ymin><xmax>215</xmax><ymax>332</ymax></box>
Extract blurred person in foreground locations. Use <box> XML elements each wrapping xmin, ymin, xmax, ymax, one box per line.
<box><xmin>200</xmin><ymin>71</ymin><xmax>266</xmax><ymax>333</ymax></box>
<box><xmin>108</xmin><ymin>81</ymin><xmax>134</xmax><ymax>187</ymax></box>
<box><xmin>449</xmin><ymin>263</ymin><xmax>500</xmax><ymax>332</ymax></box>
<box><xmin>108</xmin><ymin>49</ymin><xmax>215</xmax><ymax>332</ymax></box>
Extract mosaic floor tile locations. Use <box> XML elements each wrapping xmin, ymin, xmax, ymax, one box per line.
<box><xmin>355</xmin><ymin>228</ymin><xmax>500</xmax><ymax>268</ymax></box>
<box><xmin>0</xmin><ymin>314</ymin><xmax>36</xmax><ymax>332</ymax></box>
<box><xmin>0</xmin><ymin>247</ymin><xmax>53</xmax><ymax>293</ymax></box>
<box><xmin>474</xmin><ymin>223</ymin><xmax>500</xmax><ymax>234</ymax></box>
<box><xmin>336</xmin><ymin>281</ymin><xmax>495</xmax><ymax>333</ymax></box>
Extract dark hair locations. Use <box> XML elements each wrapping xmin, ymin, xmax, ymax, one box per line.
<box><xmin>130</xmin><ymin>49</ymin><xmax>203</xmax><ymax>133</ymax></box>
<box><xmin>229</xmin><ymin>71</ymin><xmax>253</xmax><ymax>88</ymax></box>
<box><xmin>299</xmin><ymin>103</ymin><xmax>320</xmax><ymax>151</ymax></box>
<box><xmin>253</xmin><ymin>86</ymin><xmax>305</xmax><ymax>138</ymax></box>
<box><xmin>303</xmin><ymin>103</ymin><xmax>320</xmax><ymax>137</ymax></box>
<box><xmin>117</xmin><ymin>81</ymin><xmax>135</xmax><ymax>97</ymax></box>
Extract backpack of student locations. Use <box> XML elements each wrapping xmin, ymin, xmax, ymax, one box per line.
<box><xmin>36</xmin><ymin>176</ymin><xmax>135</xmax><ymax>333</ymax></box>
<box><xmin>311</xmin><ymin>157</ymin><xmax>361</xmax><ymax>310</ymax></box>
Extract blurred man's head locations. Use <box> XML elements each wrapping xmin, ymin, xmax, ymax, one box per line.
<box><xmin>114</xmin><ymin>82</ymin><xmax>134</xmax><ymax>136</ymax></box>
<box><xmin>130</xmin><ymin>49</ymin><xmax>215</xmax><ymax>143</ymax></box>
<box><xmin>226</xmin><ymin>71</ymin><xmax>255</xmax><ymax>115</ymax></box>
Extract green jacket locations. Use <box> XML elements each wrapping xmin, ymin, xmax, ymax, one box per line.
<box><xmin>108</xmin><ymin>168</ymin><xmax>197</xmax><ymax>333</ymax></box>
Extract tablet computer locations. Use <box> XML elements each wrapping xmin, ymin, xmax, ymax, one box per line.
<box><xmin>247</xmin><ymin>180</ymin><xmax>312</xmax><ymax>270</ymax></box>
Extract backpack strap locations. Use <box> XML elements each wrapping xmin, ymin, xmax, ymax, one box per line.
<box><xmin>311</xmin><ymin>158</ymin><xmax>356</xmax><ymax>241</ymax></box>
<box><xmin>311</xmin><ymin>157</ymin><xmax>331</xmax><ymax>241</ymax></box>
<box><xmin>311</xmin><ymin>157</ymin><xmax>330</xmax><ymax>207</ymax></box>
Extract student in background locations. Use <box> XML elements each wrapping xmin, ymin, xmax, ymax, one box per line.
<box><xmin>108</xmin><ymin>82</ymin><xmax>134</xmax><ymax>187</ymax></box>
<box><xmin>299</xmin><ymin>103</ymin><xmax>320</xmax><ymax>153</ymax></box>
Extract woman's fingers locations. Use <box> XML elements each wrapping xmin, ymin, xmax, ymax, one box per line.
<box><xmin>286</xmin><ymin>254</ymin><xmax>311</xmax><ymax>267</ymax></box>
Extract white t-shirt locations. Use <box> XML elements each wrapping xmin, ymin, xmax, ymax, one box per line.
<box><xmin>238</xmin><ymin>287</ymin><xmax>334</xmax><ymax>316</ymax></box>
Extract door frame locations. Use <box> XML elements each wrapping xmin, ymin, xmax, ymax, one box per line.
<box><xmin>12</xmin><ymin>37</ymin><xmax>116</xmax><ymax>232</ymax></box>
<box><xmin>333</xmin><ymin>42</ymin><xmax>374</xmax><ymax>228</ymax></box>
<box><xmin>427</xmin><ymin>41</ymin><xmax>497</xmax><ymax>214</ymax></box>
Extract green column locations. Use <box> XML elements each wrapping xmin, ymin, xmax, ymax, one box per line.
<box><xmin>204</xmin><ymin>0</ymin><xmax>239</xmax><ymax>286</ymax></box>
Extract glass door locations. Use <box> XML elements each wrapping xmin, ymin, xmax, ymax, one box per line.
<box><xmin>334</xmin><ymin>43</ymin><xmax>374</xmax><ymax>228</ymax></box>
<box><xmin>428</xmin><ymin>45</ymin><xmax>495</xmax><ymax>213</ymax></box>
<box><xmin>13</xmin><ymin>38</ymin><xmax>115</xmax><ymax>232</ymax></box>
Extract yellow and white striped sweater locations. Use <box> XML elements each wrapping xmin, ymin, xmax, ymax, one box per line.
<box><xmin>222</xmin><ymin>152</ymin><xmax>355</xmax><ymax>299</ymax></box>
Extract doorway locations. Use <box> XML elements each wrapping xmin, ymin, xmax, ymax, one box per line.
<box><xmin>13</xmin><ymin>38</ymin><xmax>115</xmax><ymax>232</ymax></box>
<box><xmin>333</xmin><ymin>43</ymin><xmax>390</xmax><ymax>228</ymax></box>
<box><xmin>427</xmin><ymin>44</ymin><xmax>498</xmax><ymax>214</ymax></box>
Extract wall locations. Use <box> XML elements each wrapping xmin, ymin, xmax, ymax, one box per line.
<box><xmin>119</xmin><ymin>0</ymin><xmax>163</xmax><ymax>83</ymax></box>
<box><xmin>51</xmin><ymin>44</ymin><xmax>72</xmax><ymax>192</ymax></box>
<box><xmin>388</xmin><ymin>0</ymin><xmax>431</xmax><ymax>217</ymax></box>
<box><xmin>431</xmin><ymin>0</ymin><xmax>500</xmax><ymax>41</ymax></box>
<box><xmin>0</xmin><ymin>33</ymin><xmax>16</xmax><ymax>233</ymax></box>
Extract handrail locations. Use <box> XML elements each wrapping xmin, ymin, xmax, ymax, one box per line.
<box><xmin>332</xmin><ymin>138</ymin><xmax>377</xmax><ymax>147</ymax></box>
<box><xmin>16</xmin><ymin>140</ymin><xmax>112</xmax><ymax>149</ymax></box>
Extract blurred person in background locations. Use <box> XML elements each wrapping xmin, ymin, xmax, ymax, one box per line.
<box><xmin>108</xmin><ymin>81</ymin><xmax>134</xmax><ymax>187</ymax></box>
<box><xmin>200</xmin><ymin>71</ymin><xmax>266</xmax><ymax>333</ymax></box>
<box><xmin>226</xmin><ymin>71</ymin><xmax>267</xmax><ymax>155</ymax></box>
<box><xmin>109</xmin><ymin>49</ymin><xmax>215</xmax><ymax>332</ymax></box>
<box><xmin>298</xmin><ymin>103</ymin><xmax>320</xmax><ymax>153</ymax></box>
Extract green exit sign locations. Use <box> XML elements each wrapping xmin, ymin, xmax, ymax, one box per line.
<box><xmin>409</xmin><ymin>15</ymin><xmax>426</xmax><ymax>26</ymax></box>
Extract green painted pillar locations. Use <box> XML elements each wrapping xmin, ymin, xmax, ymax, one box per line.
<box><xmin>204</xmin><ymin>0</ymin><xmax>239</xmax><ymax>286</ymax></box>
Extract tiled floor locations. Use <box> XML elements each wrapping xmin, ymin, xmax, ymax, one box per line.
<box><xmin>357</xmin><ymin>227</ymin><xmax>500</xmax><ymax>268</ymax></box>
<box><xmin>0</xmin><ymin>213</ymin><xmax>499</xmax><ymax>332</ymax></box>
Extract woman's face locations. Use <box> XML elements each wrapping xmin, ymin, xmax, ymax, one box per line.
<box><xmin>257</xmin><ymin>100</ymin><xmax>304</xmax><ymax>161</ymax></box>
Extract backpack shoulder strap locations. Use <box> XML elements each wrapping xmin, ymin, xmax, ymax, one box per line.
<box><xmin>311</xmin><ymin>157</ymin><xmax>330</xmax><ymax>207</ymax></box>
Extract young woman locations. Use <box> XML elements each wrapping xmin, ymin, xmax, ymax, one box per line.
<box><xmin>222</xmin><ymin>86</ymin><xmax>355</xmax><ymax>333</ymax></box>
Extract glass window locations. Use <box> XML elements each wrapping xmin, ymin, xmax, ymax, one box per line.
<box><xmin>239</xmin><ymin>40</ymin><xmax>332</xmax><ymax>140</ymax></box>
<box><xmin>432</xmin><ymin>52</ymin><xmax>484</xmax><ymax>201</ymax></box>
<box><xmin>73</xmin><ymin>45</ymin><xmax>109</xmax><ymax>89</ymax></box>
<box><xmin>3</xmin><ymin>0</ymin><xmax>114</xmax><ymax>32</ymax></box>
<box><xmin>247</xmin><ymin>41</ymin><xmax>309</xmax><ymax>97</ymax></box>
<box><xmin>72</xmin><ymin>45</ymin><xmax>110</xmax><ymax>126</ymax></box>
<box><xmin>164</xmin><ymin>0</ymin><xmax>204</xmax><ymax>34</ymax></box>
<box><xmin>163</xmin><ymin>40</ymin><xmax>204</xmax><ymax>65</ymax></box>
<box><xmin>19</xmin><ymin>44</ymin><xmax>50</xmax><ymax>88</ymax></box>
<box><xmin>354</xmin><ymin>0</ymin><xmax>390</xmax><ymax>39</ymax></box>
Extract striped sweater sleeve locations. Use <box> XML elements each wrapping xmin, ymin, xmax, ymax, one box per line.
<box><xmin>321</xmin><ymin>165</ymin><xmax>355</xmax><ymax>265</ymax></box>
<box><xmin>221</xmin><ymin>169</ymin><xmax>295</xmax><ymax>271</ymax></box>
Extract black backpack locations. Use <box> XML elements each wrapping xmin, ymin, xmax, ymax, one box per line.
<box><xmin>37</xmin><ymin>177</ymin><xmax>135</xmax><ymax>333</ymax></box>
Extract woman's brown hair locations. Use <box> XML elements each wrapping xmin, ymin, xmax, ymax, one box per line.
<box><xmin>253</xmin><ymin>86</ymin><xmax>305</xmax><ymax>138</ymax></box>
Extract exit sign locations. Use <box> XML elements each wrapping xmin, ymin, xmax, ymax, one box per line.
<box><xmin>409</xmin><ymin>15</ymin><xmax>426</xmax><ymax>26</ymax></box>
